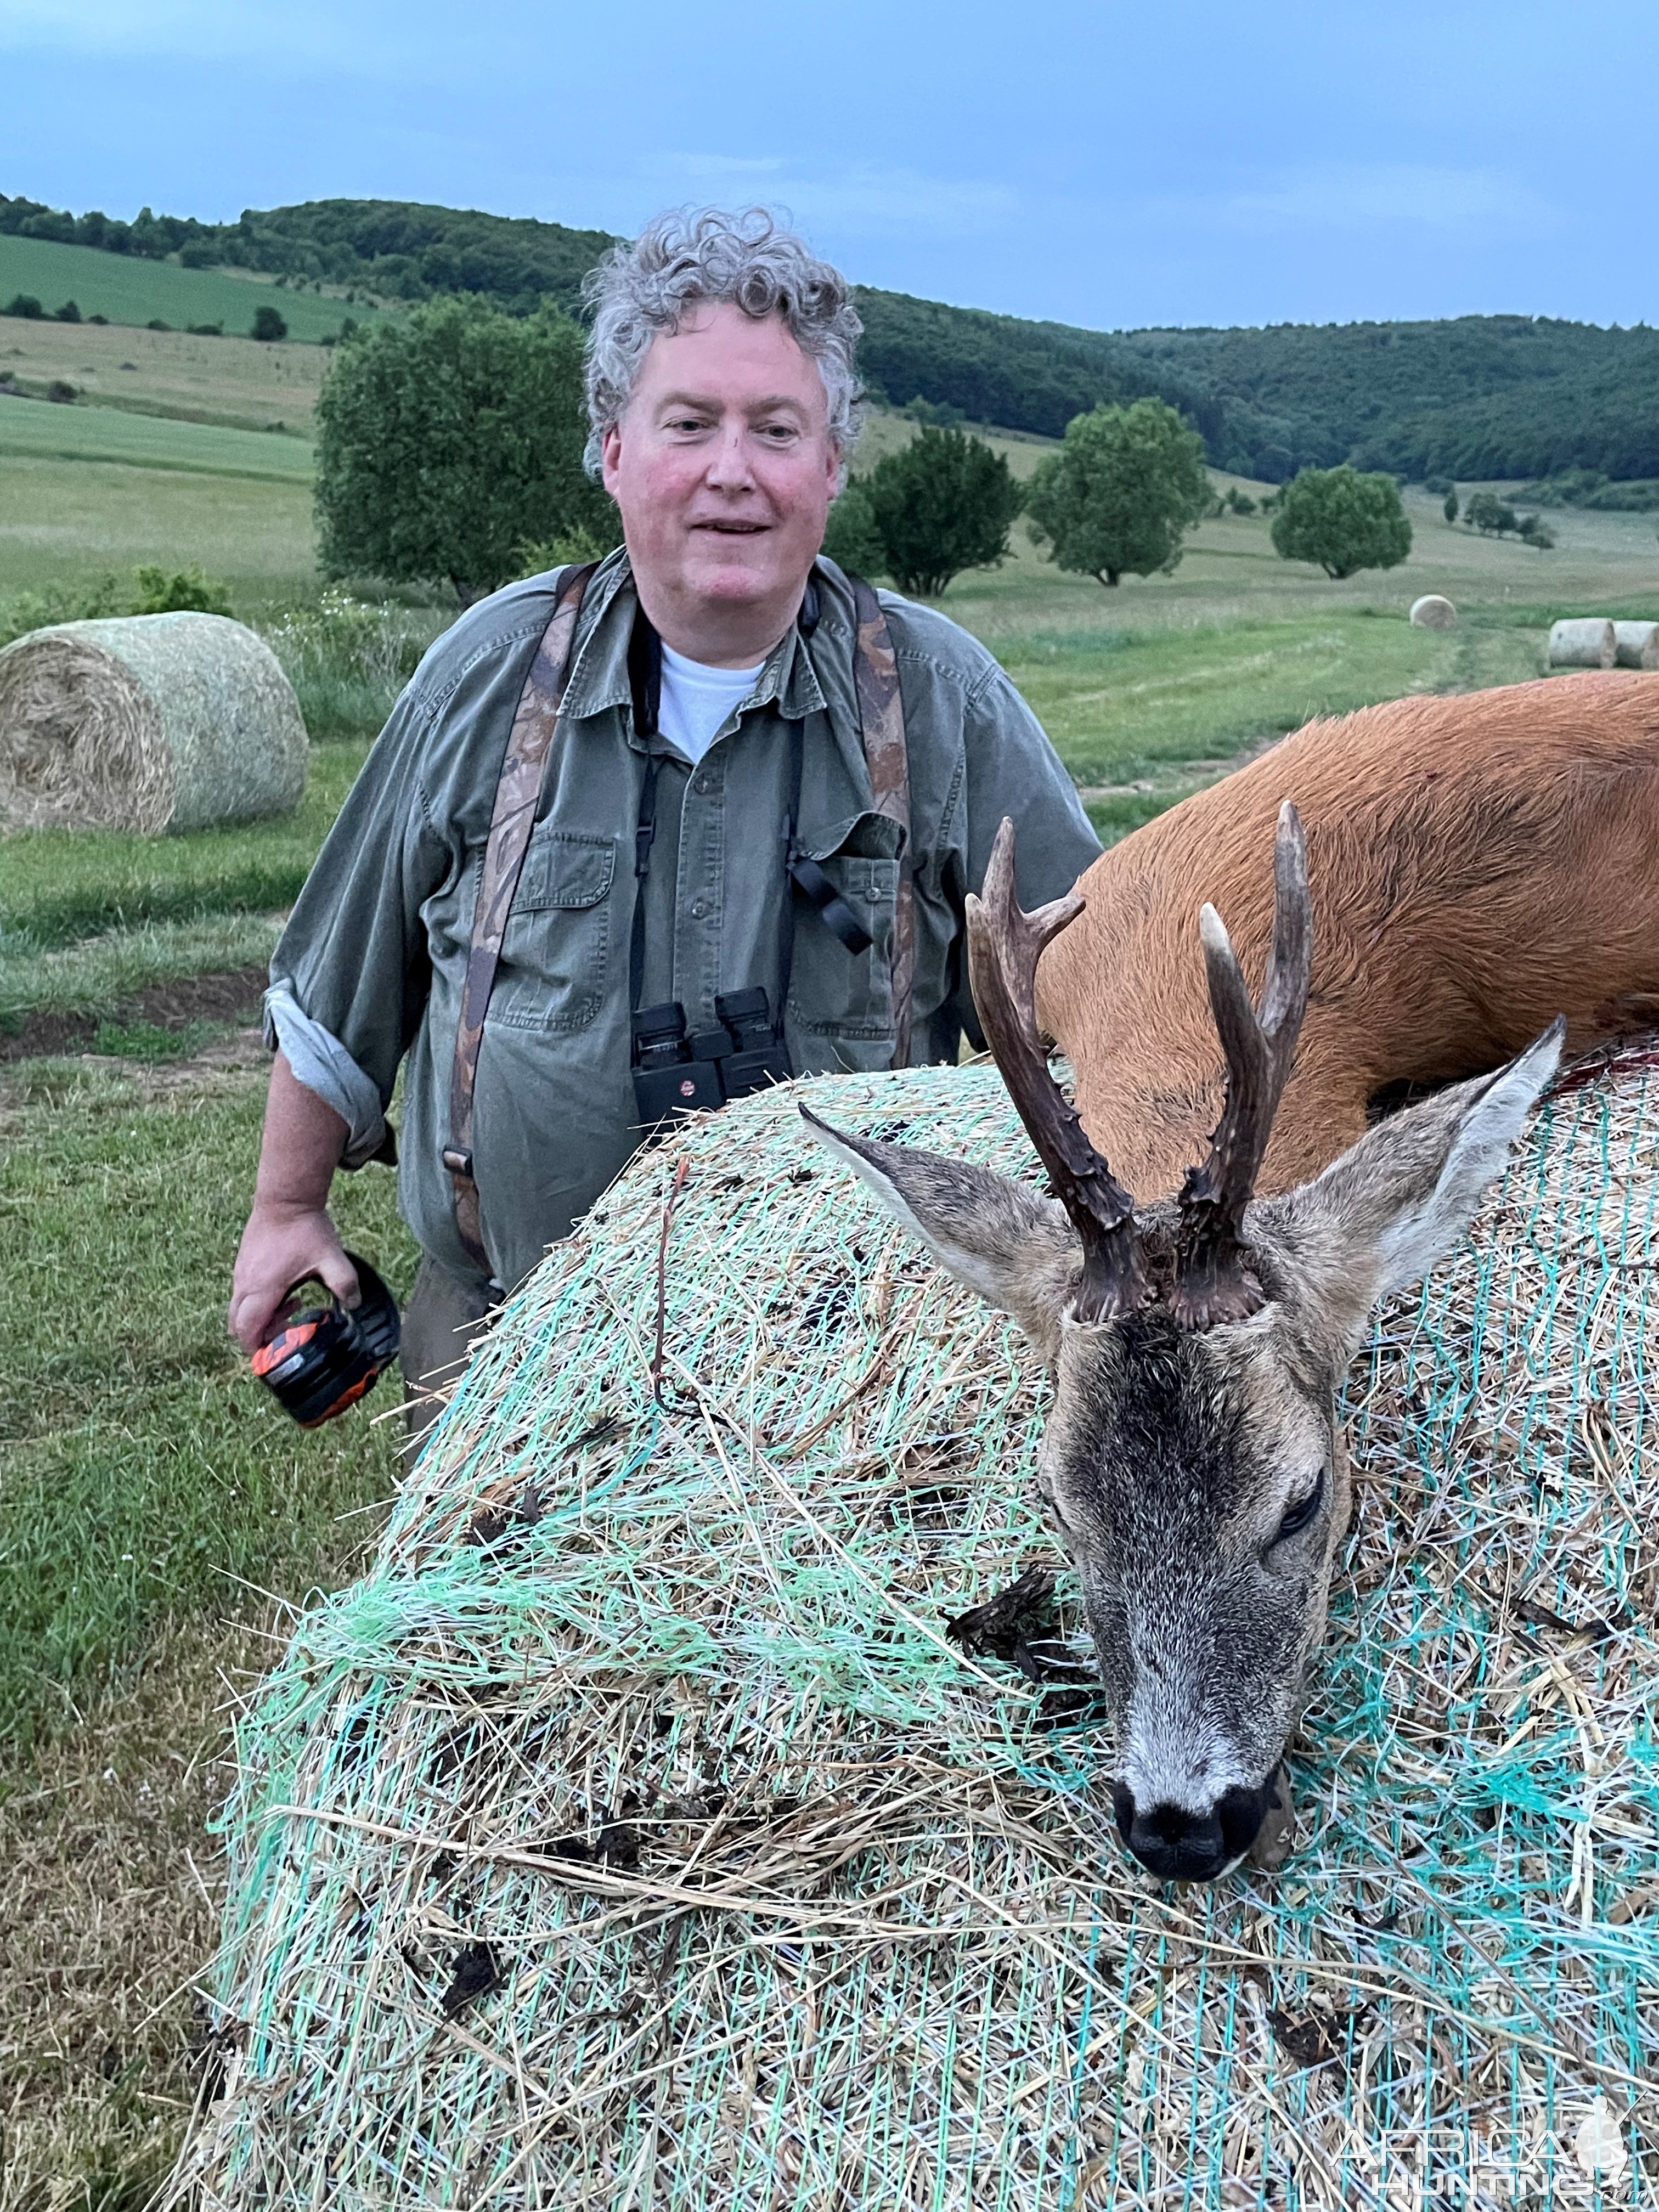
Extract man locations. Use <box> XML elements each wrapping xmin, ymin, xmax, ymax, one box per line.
<box><xmin>229</xmin><ymin>208</ymin><xmax>1101</xmax><ymax>1428</ymax></box>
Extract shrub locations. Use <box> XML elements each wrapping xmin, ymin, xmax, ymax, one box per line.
<box><xmin>87</xmin><ymin>312</ymin><xmax>108</xmax><ymax>325</ymax></box>
<box><xmin>46</xmin><ymin>380</ymin><xmax>77</xmax><ymax>404</ymax></box>
<box><xmin>1269</xmin><ymin>464</ymin><xmax>1412</xmax><ymax>579</ymax></box>
<box><xmin>251</xmin><ymin>304</ymin><xmax>288</xmax><ymax>343</ymax></box>
<box><xmin>819</xmin><ymin>481</ymin><xmax>887</xmax><ymax>578</ymax></box>
<box><xmin>1443</xmin><ymin>488</ymin><xmax>1459</xmax><ymax>524</ymax></box>
<box><xmin>315</xmin><ymin>297</ymin><xmax>615</xmax><ymax>602</ymax></box>
<box><xmin>1517</xmin><ymin>513</ymin><xmax>1556</xmax><ymax>551</ymax></box>
<box><xmin>145</xmin><ymin>318</ymin><xmax>170</xmax><ymax>331</ymax></box>
<box><xmin>512</xmin><ymin>523</ymin><xmax>617</xmax><ymax>577</ymax></box>
<box><xmin>860</xmin><ymin>427</ymin><xmax>1023</xmax><ymax>598</ymax></box>
<box><xmin>1224</xmin><ymin>486</ymin><xmax>1257</xmax><ymax>515</ymax></box>
<box><xmin>187</xmin><ymin>322</ymin><xmax>223</xmax><ymax>337</ymax></box>
<box><xmin>4</xmin><ymin>294</ymin><xmax>43</xmax><ymax>319</ymax></box>
<box><xmin>1024</xmin><ymin>398</ymin><xmax>1210</xmax><ymax>588</ymax></box>
<box><xmin>0</xmin><ymin>574</ymin><xmax>126</xmax><ymax>651</ymax></box>
<box><xmin>132</xmin><ymin>564</ymin><xmax>234</xmax><ymax>616</ymax></box>
<box><xmin>53</xmin><ymin>299</ymin><xmax>81</xmax><ymax>323</ymax></box>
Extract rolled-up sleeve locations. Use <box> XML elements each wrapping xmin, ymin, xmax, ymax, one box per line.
<box><xmin>268</xmin><ymin>681</ymin><xmax>456</xmax><ymax>1165</ymax></box>
<box><xmin>959</xmin><ymin>663</ymin><xmax>1102</xmax><ymax>906</ymax></box>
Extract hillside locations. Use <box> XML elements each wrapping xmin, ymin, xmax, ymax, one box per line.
<box><xmin>6</xmin><ymin>188</ymin><xmax>1658</xmax><ymax>483</ymax></box>
<box><xmin>0</xmin><ymin>232</ymin><xmax>371</xmax><ymax>344</ymax></box>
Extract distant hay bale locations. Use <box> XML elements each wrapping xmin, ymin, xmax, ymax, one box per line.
<box><xmin>1613</xmin><ymin>619</ymin><xmax>1659</xmax><ymax>670</ymax></box>
<box><xmin>1548</xmin><ymin>616</ymin><xmax>1617</xmax><ymax>670</ymax></box>
<box><xmin>0</xmin><ymin>612</ymin><xmax>307</xmax><ymax>834</ymax></box>
<box><xmin>1408</xmin><ymin>592</ymin><xmax>1457</xmax><ymax>628</ymax></box>
<box><xmin>168</xmin><ymin>1046</ymin><xmax>1659</xmax><ymax>2211</ymax></box>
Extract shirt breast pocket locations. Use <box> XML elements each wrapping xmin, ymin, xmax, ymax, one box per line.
<box><xmin>490</xmin><ymin>829</ymin><xmax>616</xmax><ymax>1034</ymax></box>
<box><xmin>787</xmin><ymin>852</ymin><xmax>899</xmax><ymax>1040</ymax></box>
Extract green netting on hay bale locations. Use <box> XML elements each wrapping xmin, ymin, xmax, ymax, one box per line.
<box><xmin>173</xmin><ymin>1049</ymin><xmax>1659</xmax><ymax>2211</ymax></box>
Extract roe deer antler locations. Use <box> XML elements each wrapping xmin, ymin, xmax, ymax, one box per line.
<box><xmin>967</xmin><ymin>817</ymin><xmax>1149</xmax><ymax>1322</ymax></box>
<box><xmin>1171</xmin><ymin>800</ymin><xmax>1312</xmax><ymax>1329</ymax></box>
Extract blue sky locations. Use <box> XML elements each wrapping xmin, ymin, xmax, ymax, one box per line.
<box><xmin>3</xmin><ymin>0</ymin><xmax>1652</xmax><ymax>334</ymax></box>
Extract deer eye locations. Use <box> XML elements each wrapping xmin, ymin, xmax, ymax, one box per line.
<box><xmin>1273</xmin><ymin>1469</ymin><xmax>1325</xmax><ymax>1544</ymax></box>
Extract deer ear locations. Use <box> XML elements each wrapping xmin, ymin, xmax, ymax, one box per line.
<box><xmin>1268</xmin><ymin>1020</ymin><xmax>1564</xmax><ymax>1333</ymax></box>
<box><xmin>799</xmin><ymin>1104</ymin><xmax>1081</xmax><ymax>1361</ymax></box>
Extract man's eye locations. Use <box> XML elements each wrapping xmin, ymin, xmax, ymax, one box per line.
<box><xmin>1273</xmin><ymin>1469</ymin><xmax>1325</xmax><ymax>1544</ymax></box>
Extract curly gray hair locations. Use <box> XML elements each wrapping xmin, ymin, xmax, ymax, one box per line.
<box><xmin>581</xmin><ymin>207</ymin><xmax>863</xmax><ymax>477</ymax></box>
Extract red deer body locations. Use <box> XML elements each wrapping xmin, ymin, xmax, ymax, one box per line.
<box><xmin>1040</xmin><ymin>669</ymin><xmax>1659</xmax><ymax>1195</ymax></box>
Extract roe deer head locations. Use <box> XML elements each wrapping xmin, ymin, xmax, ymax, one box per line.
<box><xmin>802</xmin><ymin>805</ymin><xmax>1562</xmax><ymax>1882</ymax></box>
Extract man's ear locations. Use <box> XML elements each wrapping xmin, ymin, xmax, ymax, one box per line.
<box><xmin>799</xmin><ymin>1104</ymin><xmax>1080</xmax><ymax>1363</ymax></box>
<box><xmin>1262</xmin><ymin>1019</ymin><xmax>1564</xmax><ymax>1346</ymax></box>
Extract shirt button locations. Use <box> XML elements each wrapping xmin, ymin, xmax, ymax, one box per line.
<box><xmin>689</xmin><ymin>899</ymin><xmax>707</xmax><ymax>920</ymax></box>
<box><xmin>692</xmin><ymin>775</ymin><xmax>711</xmax><ymax>795</ymax></box>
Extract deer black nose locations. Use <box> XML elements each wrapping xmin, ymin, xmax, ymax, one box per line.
<box><xmin>1112</xmin><ymin>1781</ymin><xmax>1269</xmax><ymax>1882</ymax></box>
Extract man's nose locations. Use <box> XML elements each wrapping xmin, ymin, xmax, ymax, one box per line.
<box><xmin>1111</xmin><ymin>1780</ymin><xmax>1269</xmax><ymax>1882</ymax></box>
<box><xmin>704</xmin><ymin>422</ymin><xmax>757</xmax><ymax>489</ymax></box>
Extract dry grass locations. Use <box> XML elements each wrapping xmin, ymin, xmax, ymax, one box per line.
<box><xmin>0</xmin><ymin>1605</ymin><xmax>319</xmax><ymax>2211</ymax></box>
<box><xmin>0</xmin><ymin>323</ymin><xmax>328</xmax><ymax>437</ymax></box>
<box><xmin>168</xmin><ymin>1044</ymin><xmax>1658</xmax><ymax>2210</ymax></box>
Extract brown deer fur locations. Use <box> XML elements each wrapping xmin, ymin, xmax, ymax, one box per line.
<box><xmin>1038</xmin><ymin>670</ymin><xmax>1659</xmax><ymax>1198</ymax></box>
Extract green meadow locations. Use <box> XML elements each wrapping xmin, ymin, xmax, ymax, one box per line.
<box><xmin>3</xmin><ymin>351</ymin><xmax>1659</xmax><ymax>2200</ymax></box>
<box><xmin>0</xmin><ymin>229</ymin><xmax>371</xmax><ymax>341</ymax></box>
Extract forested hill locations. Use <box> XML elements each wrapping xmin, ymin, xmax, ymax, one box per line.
<box><xmin>6</xmin><ymin>187</ymin><xmax>1657</xmax><ymax>483</ymax></box>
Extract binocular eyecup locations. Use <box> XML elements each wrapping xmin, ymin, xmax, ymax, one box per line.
<box><xmin>631</xmin><ymin>987</ymin><xmax>792</xmax><ymax>1129</ymax></box>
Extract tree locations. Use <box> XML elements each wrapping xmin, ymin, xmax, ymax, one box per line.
<box><xmin>314</xmin><ymin>297</ymin><xmax>614</xmax><ymax>602</ymax></box>
<box><xmin>1443</xmin><ymin>488</ymin><xmax>1459</xmax><ymax>524</ymax></box>
<box><xmin>251</xmin><ymin>303</ymin><xmax>288</xmax><ymax>342</ymax></box>
<box><xmin>1464</xmin><ymin>491</ymin><xmax>1518</xmax><ymax>537</ymax></box>
<box><xmin>1517</xmin><ymin>513</ymin><xmax>1556</xmax><ymax>551</ymax></box>
<box><xmin>1023</xmin><ymin>398</ymin><xmax>1210</xmax><ymax>588</ymax></box>
<box><xmin>1269</xmin><ymin>464</ymin><xmax>1412</xmax><ymax>579</ymax></box>
<box><xmin>862</xmin><ymin>427</ymin><xmax>1023</xmax><ymax>597</ymax></box>
<box><xmin>819</xmin><ymin>479</ymin><xmax>886</xmax><ymax>577</ymax></box>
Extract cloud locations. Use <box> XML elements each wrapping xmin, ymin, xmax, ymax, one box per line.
<box><xmin>641</xmin><ymin>154</ymin><xmax>1019</xmax><ymax>242</ymax></box>
<box><xmin>1144</xmin><ymin>163</ymin><xmax>1561</xmax><ymax>241</ymax></box>
<box><xmin>0</xmin><ymin>0</ymin><xmax>379</xmax><ymax>66</ymax></box>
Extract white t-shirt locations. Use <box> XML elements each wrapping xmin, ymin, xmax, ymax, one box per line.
<box><xmin>657</xmin><ymin>641</ymin><xmax>765</xmax><ymax>767</ymax></box>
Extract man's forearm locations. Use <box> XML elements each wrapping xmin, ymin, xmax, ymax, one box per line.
<box><xmin>255</xmin><ymin>1051</ymin><xmax>351</xmax><ymax>1209</ymax></box>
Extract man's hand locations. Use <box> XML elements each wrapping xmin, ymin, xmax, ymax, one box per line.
<box><xmin>230</xmin><ymin>1204</ymin><xmax>360</xmax><ymax>1353</ymax></box>
<box><xmin>229</xmin><ymin>1049</ymin><xmax>355</xmax><ymax>1353</ymax></box>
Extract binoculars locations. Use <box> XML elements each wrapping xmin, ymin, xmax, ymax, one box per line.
<box><xmin>631</xmin><ymin>986</ymin><xmax>792</xmax><ymax>1128</ymax></box>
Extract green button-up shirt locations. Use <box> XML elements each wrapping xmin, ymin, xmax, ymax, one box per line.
<box><xmin>268</xmin><ymin>551</ymin><xmax>1100</xmax><ymax>1291</ymax></box>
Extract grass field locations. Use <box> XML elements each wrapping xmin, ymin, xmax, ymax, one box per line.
<box><xmin>0</xmin><ymin>317</ymin><xmax>328</xmax><ymax>432</ymax></box>
<box><xmin>0</xmin><ymin>231</ymin><xmax>373</xmax><ymax>342</ymax></box>
<box><xmin>4</xmin><ymin>377</ymin><xmax>1659</xmax><ymax>2203</ymax></box>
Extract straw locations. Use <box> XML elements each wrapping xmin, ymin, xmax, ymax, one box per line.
<box><xmin>168</xmin><ymin>1041</ymin><xmax>1659</xmax><ymax>2210</ymax></box>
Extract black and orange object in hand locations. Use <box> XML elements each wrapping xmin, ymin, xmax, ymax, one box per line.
<box><xmin>251</xmin><ymin>1252</ymin><xmax>402</xmax><ymax>1428</ymax></box>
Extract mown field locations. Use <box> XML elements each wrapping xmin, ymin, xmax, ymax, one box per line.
<box><xmin>3</xmin><ymin>364</ymin><xmax>1659</xmax><ymax>2202</ymax></box>
<box><xmin>0</xmin><ymin>316</ymin><xmax>328</xmax><ymax>433</ymax></box>
<box><xmin>0</xmin><ymin>231</ymin><xmax>371</xmax><ymax>342</ymax></box>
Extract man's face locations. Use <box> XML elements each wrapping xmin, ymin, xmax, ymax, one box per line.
<box><xmin>602</xmin><ymin>302</ymin><xmax>840</xmax><ymax>636</ymax></box>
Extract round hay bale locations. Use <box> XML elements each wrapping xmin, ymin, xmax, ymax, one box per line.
<box><xmin>1548</xmin><ymin>617</ymin><xmax>1617</xmax><ymax>671</ymax></box>
<box><xmin>1408</xmin><ymin>592</ymin><xmax>1457</xmax><ymax>628</ymax></box>
<box><xmin>171</xmin><ymin>1046</ymin><xmax>1659</xmax><ymax>2210</ymax></box>
<box><xmin>0</xmin><ymin>612</ymin><xmax>306</xmax><ymax>834</ymax></box>
<box><xmin>1613</xmin><ymin>619</ymin><xmax>1659</xmax><ymax>671</ymax></box>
